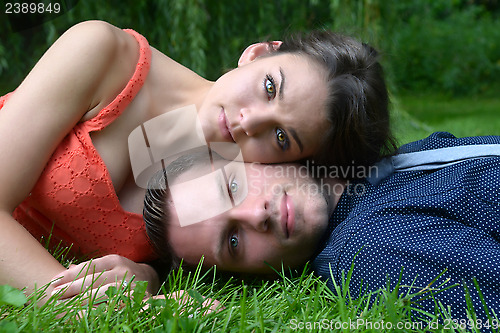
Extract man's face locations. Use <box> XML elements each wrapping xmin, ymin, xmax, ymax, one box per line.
<box><xmin>167</xmin><ymin>161</ymin><xmax>332</xmax><ymax>274</ymax></box>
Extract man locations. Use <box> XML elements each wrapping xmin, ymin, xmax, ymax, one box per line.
<box><xmin>144</xmin><ymin>132</ymin><xmax>500</xmax><ymax>321</ymax></box>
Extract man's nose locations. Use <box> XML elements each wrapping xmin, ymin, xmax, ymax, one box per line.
<box><xmin>230</xmin><ymin>198</ymin><xmax>270</xmax><ymax>232</ymax></box>
<box><xmin>239</xmin><ymin>107</ymin><xmax>275</xmax><ymax>137</ymax></box>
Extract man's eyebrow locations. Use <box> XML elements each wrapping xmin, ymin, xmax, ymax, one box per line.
<box><xmin>218</xmin><ymin>177</ymin><xmax>226</xmax><ymax>203</ymax></box>
<box><xmin>215</xmin><ymin>226</ymin><xmax>225</xmax><ymax>264</ymax></box>
<box><xmin>279</xmin><ymin>67</ymin><xmax>285</xmax><ymax>100</ymax></box>
<box><xmin>289</xmin><ymin>127</ymin><xmax>304</xmax><ymax>153</ymax></box>
<box><xmin>215</xmin><ymin>169</ymin><xmax>230</xmax><ymax>263</ymax></box>
<box><xmin>221</xmin><ymin>167</ymin><xmax>235</xmax><ymax>206</ymax></box>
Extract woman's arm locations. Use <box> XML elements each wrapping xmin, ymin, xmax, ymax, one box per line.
<box><xmin>0</xmin><ymin>21</ymin><xmax>140</xmax><ymax>296</ymax></box>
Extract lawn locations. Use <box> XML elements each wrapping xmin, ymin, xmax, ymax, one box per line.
<box><xmin>393</xmin><ymin>93</ymin><xmax>500</xmax><ymax>145</ymax></box>
<box><xmin>1</xmin><ymin>94</ymin><xmax>499</xmax><ymax>332</ymax></box>
<box><xmin>1</xmin><ymin>263</ymin><xmax>472</xmax><ymax>333</ymax></box>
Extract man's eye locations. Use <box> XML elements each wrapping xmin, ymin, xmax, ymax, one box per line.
<box><xmin>229</xmin><ymin>231</ymin><xmax>239</xmax><ymax>252</ymax></box>
<box><xmin>263</xmin><ymin>75</ymin><xmax>276</xmax><ymax>100</ymax></box>
<box><xmin>230</xmin><ymin>180</ymin><xmax>238</xmax><ymax>194</ymax></box>
<box><xmin>275</xmin><ymin>128</ymin><xmax>289</xmax><ymax>150</ymax></box>
<box><xmin>227</xmin><ymin>179</ymin><xmax>238</xmax><ymax>203</ymax></box>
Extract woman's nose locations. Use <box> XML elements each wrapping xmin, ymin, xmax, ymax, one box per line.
<box><xmin>239</xmin><ymin>107</ymin><xmax>275</xmax><ymax>137</ymax></box>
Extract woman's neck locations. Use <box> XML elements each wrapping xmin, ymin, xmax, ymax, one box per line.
<box><xmin>146</xmin><ymin>48</ymin><xmax>213</xmax><ymax>120</ymax></box>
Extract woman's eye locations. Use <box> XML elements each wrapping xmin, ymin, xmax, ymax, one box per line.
<box><xmin>275</xmin><ymin>128</ymin><xmax>289</xmax><ymax>150</ymax></box>
<box><xmin>264</xmin><ymin>75</ymin><xmax>276</xmax><ymax>100</ymax></box>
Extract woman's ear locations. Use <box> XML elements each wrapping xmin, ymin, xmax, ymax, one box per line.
<box><xmin>237</xmin><ymin>41</ymin><xmax>283</xmax><ymax>67</ymax></box>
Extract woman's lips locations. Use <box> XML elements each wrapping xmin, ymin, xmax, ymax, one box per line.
<box><xmin>281</xmin><ymin>193</ymin><xmax>295</xmax><ymax>238</ymax></box>
<box><xmin>218</xmin><ymin>108</ymin><xmax>235</xmax><ymax>143</ymax></box>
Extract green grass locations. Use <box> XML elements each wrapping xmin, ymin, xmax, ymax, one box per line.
<box><xmin>3</xmin><ymin>262</ymin><xmax>494</xmax><ymax>333</ymax></box>
<box><xmin>392</xmin><ymin>93</ymin><xmax>500</xmax><ymax>145</ymax></box>
<box><xmin>1</xmin><ymin>93</ymin><xmax>499</xmax><ymax>332</ymax></box>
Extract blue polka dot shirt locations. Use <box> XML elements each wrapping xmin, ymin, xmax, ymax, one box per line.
<box><xmin>312</xmin><ymin>132</ymin><xmax>500</xmax><ymax>320</ymax></box>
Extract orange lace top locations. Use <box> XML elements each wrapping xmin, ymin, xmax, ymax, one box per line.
<box><xmin>2</xmin><ymin>29</ymin><xmax>157</xmax><ymax>263</ymax></box>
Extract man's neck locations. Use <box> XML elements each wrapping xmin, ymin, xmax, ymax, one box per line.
<box><xmin>318</xmin><ymin>177</ymin><xmax>347</xmax><ymax>217</ymax></box>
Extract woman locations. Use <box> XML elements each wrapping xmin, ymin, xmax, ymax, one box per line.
<box><xmin>0</xmin><ymin>20</ymin><xmax>393</xmax><ymax>298</ymax></box>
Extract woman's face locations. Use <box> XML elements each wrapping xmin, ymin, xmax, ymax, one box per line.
<box><xmin>198</xmin><ymin>53</ymin><xmax>330</xmax><ymax>163</ymax></box>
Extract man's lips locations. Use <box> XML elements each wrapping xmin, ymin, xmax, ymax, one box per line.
<box><xmin>218</xmin><ymin>108</ymin><xmax>235</xmax><ymax>143</ymax></box>
<box><xmin>280</xmin><ymin>193</ymin><xmax>295</xmax><ymax>238</ymax></box>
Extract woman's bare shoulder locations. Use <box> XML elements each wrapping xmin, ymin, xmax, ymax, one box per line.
<box><xmin>0</xmin><ymin>21</ymin><xmax>141</xmax><ymax>209</ymax></box>
<box><xmin>64</xmin><ymin>21</ymin><xmax>146</xmax><ymax>117</ymax></box>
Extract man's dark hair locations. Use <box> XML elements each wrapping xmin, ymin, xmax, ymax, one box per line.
<box><xmin>143</xmin><ymin>148</ymin><xmax>221</xmax><ymax>273</ymax></box>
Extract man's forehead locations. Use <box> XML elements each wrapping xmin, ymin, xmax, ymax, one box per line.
<box><xmin>172</xmin><ymin>158</ymin><xmax>215</xmax><ymax>184</ymax></box>
<box><xmin>168</xmin><ymin>155</ymin><xmax>250</xmax><ymax>227</ymax></box>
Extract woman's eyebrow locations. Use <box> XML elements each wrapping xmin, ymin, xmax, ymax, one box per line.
<box><xmin>289</xmin><ymin>128</ymin><xmax>304</xmax><ymax>153</ymax></box>
<box><xmin>278</xmin><ymin>68</ymin><xmax>303</xmax><ymax>153</ymax></box>
<box><xmin>279</xmin><ymin>67</ymin><xmax>285</xmax><ymax>100</ymax></box>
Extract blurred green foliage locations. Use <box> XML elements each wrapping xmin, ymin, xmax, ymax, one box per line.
<box><xmin>1</xmin><ymin>0</ymin><xmax>499</xmax><ymax>95</ymax></box>
<box><xmin>385</xmin><ymin>2</ymin><xmax>500</xmax><ymax>95</ymax></box>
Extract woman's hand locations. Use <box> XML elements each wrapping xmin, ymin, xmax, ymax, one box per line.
<box><xmin>50</xmin><ymin>254</ymin><xmax>160</xmax><ymax>300</ymax></box>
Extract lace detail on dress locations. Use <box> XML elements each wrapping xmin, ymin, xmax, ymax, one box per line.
<box><xmin>9</xmin><ymin>29</ymin><xmax>156</xmax><ymax>262</ymax></box>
